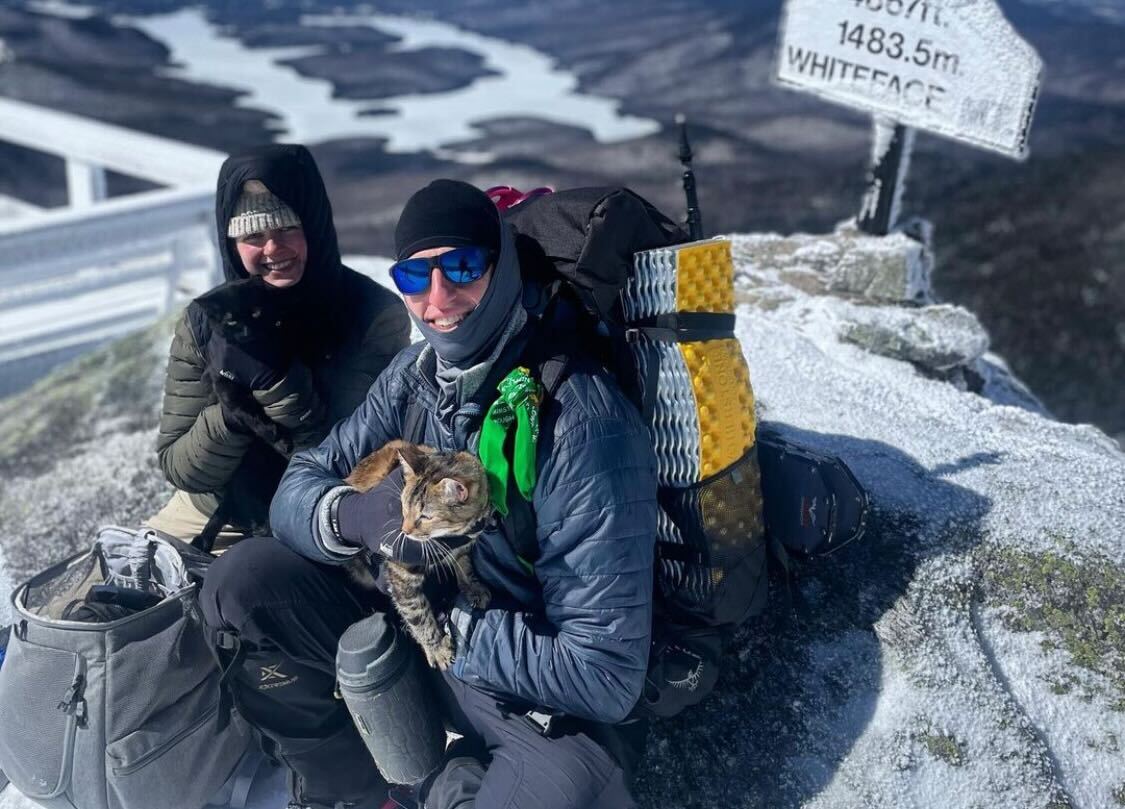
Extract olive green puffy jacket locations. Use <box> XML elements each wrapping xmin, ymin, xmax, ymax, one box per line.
<box><xmin>155</xmin><ymin>277</ymin><xmax>410</xmax><ymax>527</ymax></box>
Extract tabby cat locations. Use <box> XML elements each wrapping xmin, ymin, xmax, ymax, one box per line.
<box><xmin>345</xmin><ymin>440</ymin><xmax>493</xmax><ymax>670</ymax></box>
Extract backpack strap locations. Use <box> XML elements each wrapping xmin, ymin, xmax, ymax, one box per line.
<box><xmin>402</xmin><ymin>398</ymin><xmax>427</xmax><ymax>444</ymax></box>
<box><xmin>655</xmin><ymin>541</ymin><xmax>707</xmax><ymax>567</ymax></box>
<box><xmin>624</xmin><ymin>312</ymin><xmax>736</xmax><ymax>344</ymax></box>
<box><xmin>492</xmin><ymin>309</ymin><xmax>580</xmax><ymax>574</ymax></box>
<box><xmin>208</xmin><ymin>628</ymin><xmax>245</xmax><ymax>733</ymax></box>
<box><xmin>499</xmin><ymin>477</ymin><xmax>538</xmax><ymax>574</ymax></box>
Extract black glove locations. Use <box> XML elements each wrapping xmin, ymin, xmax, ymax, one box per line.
<box><xmin>336</xmin><ymin>468</ymin><xmax>407</xmax><ymax>555</ymax></box>
<box><xmin>207</xmin><ymin>329</ymin><xmax>291</xmax><ymax>392</ymax></box>
<box><xmin>211</xmin><ymin>376</ymin><xmax>295</xmax><ymax>455</ymax></box>
<box><xmin>193</xmin><ymin>277</ymin><xmax>297</xmax><ymax>391</ymax></box>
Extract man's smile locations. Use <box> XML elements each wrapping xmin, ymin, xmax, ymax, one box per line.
<box><xmin>428</xmin><ymin>312</ymin><xmax>471</xmax><ymax>331</ymax></box>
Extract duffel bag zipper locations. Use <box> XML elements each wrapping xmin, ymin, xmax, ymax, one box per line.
<box><xmin>111</xmin><ymin>703</ymin><xmax>219</xmax><ymax>777</ymax></box>
<box><xmin>57</xmin><ymin>673</ymin><xmax>88</xmax><ymax>729</ymax></box>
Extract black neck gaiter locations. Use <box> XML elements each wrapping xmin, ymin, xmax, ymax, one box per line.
<box><xmin>408</xmin><ymin>221</ymin><xmax>523</xmax><ymax>368</ymax></box>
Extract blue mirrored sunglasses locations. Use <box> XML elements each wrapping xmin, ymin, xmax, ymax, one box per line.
<box><xmin>389</xmin><ymin>246</ymin><xmax>495</xmax><ymax>295</ymax></box>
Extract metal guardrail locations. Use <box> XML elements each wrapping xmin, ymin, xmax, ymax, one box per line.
<box><xmin>0</xmin><ymin>100</ymin><xmax>229</xmax><ymax>394</ymax></box>
<box><xmin>0</xmin><ymin>187</ymin><xmax>221</xmax><ymax>362</ymax></box>
<box><xmin>0</xmin><ymin>186</ymin><xmax>218</xmax><ymax>304</ymax></box>
<box><xmin>0</xmin><ymin>97</ymin><xmax>224</xmax><ymax>187</ymax></box>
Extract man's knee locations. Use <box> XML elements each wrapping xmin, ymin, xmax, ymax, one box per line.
<box><xmin>199</xmin><ymin>538</ymin><xmax>370</xmax><ymax>636</ymax></box>
<box><xmin>198</xmin><ymin>539</ymin><xmax>374</xmax><ymax>737</ymax></box>
<box><xmin>200</xmin><ymin>537</ymin><xmax>299</xmax><ymax>632</ymax></box>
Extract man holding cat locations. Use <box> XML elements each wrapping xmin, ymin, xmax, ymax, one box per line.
<box><xmin>203</xmin><ymin>179</ymin><xmax>657</xmax><ymax>809</ymax></box>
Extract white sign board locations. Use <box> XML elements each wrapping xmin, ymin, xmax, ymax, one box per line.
<box><xmin>776</xmin><ymin>0</ymin><xmax>1042</xmax><ymax>158</ymax></box>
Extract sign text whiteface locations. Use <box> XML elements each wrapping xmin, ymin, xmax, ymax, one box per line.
<box><xmin>776</xmin><ymin>0</ymin><xmax>1042</xmax><ymax>158</ymax></box>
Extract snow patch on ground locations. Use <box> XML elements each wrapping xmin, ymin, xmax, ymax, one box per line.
<box><xmin>978</xmin><ymin>611</ymin><xmax>1125</xmax><ymax>809</ymax></box>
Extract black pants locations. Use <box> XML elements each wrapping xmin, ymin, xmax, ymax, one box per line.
<box><xmin>199</xmin><ymin>538</ymin><xmax>388</xmax><ymax>803</ymax></box>
<box><xmin>424</xmin><ymin>672</ymin><xmax>646</xmax><ymax>809</ymax></box>
<box><xmin>199</xmin><ymin>538</ymin><xmax>644</xmax><ymax>808</ymax></box>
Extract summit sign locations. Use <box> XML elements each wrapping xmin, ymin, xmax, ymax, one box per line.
<box><xmin>776</xmin><ymin>0</ymin><xmax>1042</xmax><ymax>158</ymax></box>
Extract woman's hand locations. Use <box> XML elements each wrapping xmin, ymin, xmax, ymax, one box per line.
<box><xmin>206</xmin><ymin>329</ymin><xmax>291</xmax><ymax>392</ymax></box>
<box><xmin>193</xmin><ymin>276</ymin><xmax>298</xmax><ymax>391</ymax></box>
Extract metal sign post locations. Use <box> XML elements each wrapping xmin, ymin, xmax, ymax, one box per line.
<box><xmin>775</xmin><ymin>0</ymin><xmax>1042</xmax><ymax>234</ymax></box>
<box><xmin>858</xmin><ymin>118</ymin><xmax>915</xmax><ymax>234</ymax></box>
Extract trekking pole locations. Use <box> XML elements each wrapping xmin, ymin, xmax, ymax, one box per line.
<box><xmin>676</xmin><ymin>114</ymin><xmax>704</xmax><ymax>241</ymax></box>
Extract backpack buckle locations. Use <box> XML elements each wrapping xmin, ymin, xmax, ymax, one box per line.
<box><xmin>522</xmin><ymin>709</ymin><xmax>557</xmax><ymax>736</ymax></box>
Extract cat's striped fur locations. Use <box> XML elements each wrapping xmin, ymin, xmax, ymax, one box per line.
<box><xmin>345</xmin><ymin>440</ymin><xmax>492</xmax><ymax>670</ymax></box>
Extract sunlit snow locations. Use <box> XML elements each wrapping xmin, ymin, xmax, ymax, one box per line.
<box><xmin>124</xmin><ymin>7</ymin><xmax>659</xmax><ymax>154</ymax></box>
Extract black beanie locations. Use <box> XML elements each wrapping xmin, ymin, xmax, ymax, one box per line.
<box><xmin>394</xmin><ymin>179</ymin><xmax>501</xmax><ymax>260</ymax></box>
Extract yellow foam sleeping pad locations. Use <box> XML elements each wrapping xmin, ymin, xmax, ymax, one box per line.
<box><xmin>625</xmin><ymin>237</ymin><xmax>764</xmax><ymax>603</ymax></box>
<box><xmin>628</xmin><ymin>238</ymin><xmax>757</xmax><ymax>484</ymax></box>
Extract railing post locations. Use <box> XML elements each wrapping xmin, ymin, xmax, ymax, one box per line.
<box><xmin>65</xmin><ymin>159</ymin><xmax>108</xmax><ymax>209</ymax></box>
<box><xmin>166</xmin><ymin>236</ymin><xmax>194</xmax><ymax>314</ymax></box>
<box><xmin>204</xmin><ymin>227</ymin><xmax>223</xmax><ymax>289</ymax></box>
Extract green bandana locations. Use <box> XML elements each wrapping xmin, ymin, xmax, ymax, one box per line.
<box><xmin>478</xmin><ymin>367</ymin><xmax>542</xmax><ymax>516</ymax></box>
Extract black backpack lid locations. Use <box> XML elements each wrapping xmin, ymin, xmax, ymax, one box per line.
<box><xmin>505</xmin><ymin>187</ymin><xmax>687</xmax><ymax>322</ymax></box>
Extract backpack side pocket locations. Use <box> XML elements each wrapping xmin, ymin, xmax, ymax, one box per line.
<box><xmin>105</xmin><ymin>680</ymin><xmax>247</xmax><ymax>809</ymax></box>
<box><xmin>0</xmin><ymin>629</ymin><xmax>85</xmax><ymax>800</ymax></box>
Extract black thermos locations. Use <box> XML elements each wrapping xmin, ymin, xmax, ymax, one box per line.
<box><xmin>335</xmin><ymin>613</ymin><xmax>447</xmax><ymax>785</ymax></box>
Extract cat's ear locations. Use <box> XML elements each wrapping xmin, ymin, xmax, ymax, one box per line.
<box><xmin>441</xmin><ymin>478</ymin><xmax>469</xmax><ymax>503</ymax></box>
<box><xmin>397</xmin><ymin>450</ymin><xmax>417</xmax><ymax>477</ymax></box>
<box><xmin>397</xmin><ymin>444</ymin><xmax>433</xmax><ymax>477</ymax></box>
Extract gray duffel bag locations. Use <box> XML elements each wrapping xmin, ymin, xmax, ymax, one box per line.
<box><xmin>0</xmin><ymin>526</ymin><xmax>252</xmax><ymax>809</ymax></box>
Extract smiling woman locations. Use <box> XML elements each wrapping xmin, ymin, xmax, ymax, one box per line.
<box><xmin>233</xmin><ymin>223</ymin><xmax>308</xmax><ymax>287</ymax></box>
<box><xmin>226</xmin><ymin>177</ymin><xmax>310</xmax><ymax>287</ymax></box>
<box><xmin>145</xmin><ymin>144</ymin><xmax>411</xmax><ymax>551</ymax></box>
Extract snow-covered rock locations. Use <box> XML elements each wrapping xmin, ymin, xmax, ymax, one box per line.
<box><xmin>734</xmin><ymin>221</ymin><xmax>932</xmax><ymax>305</ymax></box>
<box><xmin>837</xmin><ymin>303</ymin><xmax>990</xmax><ymax>372</ymax></box>
<box><xmin>1</xmin><ymin>230</ymin><xmax>1122</xmax><ymax>809</ymax></box>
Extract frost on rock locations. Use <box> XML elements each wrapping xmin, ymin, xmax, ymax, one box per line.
<box><xmin>2</xmin><ymin>233</ymin><xmax>1124</xmax><ymax>809</ymax></box>
<box><xmin>733</xmin><ymin>220</ymin><xmax>932</xmax><ymax>305</ymax></box>
<box><xmin>977</xmin><ymin>351</ymin><xmax>1051</xmax><ymax>416</ymax></box>
<box><xmin>837</xmin><ymin>302</ymin><xmax>990</xmax><ymax>372</ymax></box>
<box><xmin>0</xmin><ymin>315</ymin><xmax>176</xmax><ymax>618</ymax></box>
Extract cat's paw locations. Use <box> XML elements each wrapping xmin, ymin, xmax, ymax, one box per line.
<box><xmin>465</xmin><ymin>584</ymin><xmax>491</xmax><ymax>610</ymax></box>
<box><xmin>427</xmin><ymin>635</ymin><xmax>455</xmax><ymax>670</ymax></box>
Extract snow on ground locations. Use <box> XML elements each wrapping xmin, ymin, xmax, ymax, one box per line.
<box><xmin>0</xmin><ymin>235</ymin><xmax>1123</xmax><ymax>808</ymax></box>
<box><xmin>682</xmin><ymin>232</ymin><xmax>1125</xmax><ymax>809</ymax></box>
<box><xmin>0</xmin><ymin>195</ymin><xmax>42</xmax><ymax>220</ymax></box>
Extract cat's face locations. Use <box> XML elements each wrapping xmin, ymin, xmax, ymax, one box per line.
<box><xmin>398</xmin><ymin>450</ymin><xmax>491</xmax><ymax>541</ymax></box>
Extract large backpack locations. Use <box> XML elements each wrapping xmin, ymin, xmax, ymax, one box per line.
<box><xmin>0</xmin><ymin>526</ymin><xmax>254</xmax><ymax>809</ymax></box>
<box><xmin>499</xmin><ymin>187</ymin><xmax>870</xmax><ymax>718</ymax></box>
<box><xmin>494</xmin><ymin>188</ymin><xmax>761</xmax><ymax>718</ymax></box>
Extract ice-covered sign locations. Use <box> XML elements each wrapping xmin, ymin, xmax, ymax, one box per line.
<box><xmin>776</xmin><ymin>0</ymin><xmax>1042</xmax><ymax>158</ymax></box>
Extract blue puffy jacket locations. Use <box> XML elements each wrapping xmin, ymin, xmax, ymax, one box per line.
<box><xmin>270</xmin><ymin>338</ymin><xmax>658</xmax><ymax>723</ymax></box>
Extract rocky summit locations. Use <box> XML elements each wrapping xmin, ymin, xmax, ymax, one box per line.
<box><xmin>0</xmin><ymin>228</ymin><xmax>1122</xmax><ymax>809</ymax></box>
